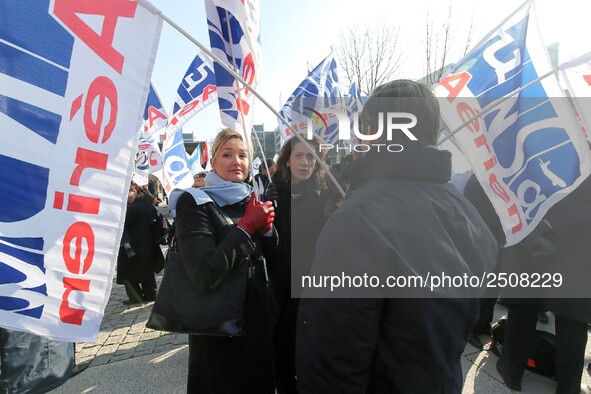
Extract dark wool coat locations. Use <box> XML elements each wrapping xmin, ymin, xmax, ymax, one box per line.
<box><xmin>296</xmin><ymin>147</ymin><xmax>498</xmax><ymax>393</ymax></box>
<box><xmin>174</xmin><ymin>191</ymin><xmax>278</xmax><ymax>394</ymax></box>
<box><xmin>541</xmin><ymin>174</ymin><xmax>591</xmax><ymax>323</ymax></box>
<box><xmin>271</xmin><ymin>176</ymin><xmax>330</xmax><ymax>299</ymax></box>
<box><xmin>116</xmin><ymin>195</ymin><xmax>164</xmax><ymax>285</ymax></box>
<box><xmin>271</xmin><ymin>176</ymin><xmax>331</xmax><ymax>393</ymax></box>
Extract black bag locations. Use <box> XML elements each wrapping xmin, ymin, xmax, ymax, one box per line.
<box><xmin>490</xmin><ymin>317</ymin><xmax>556</xmax><ymax>377</ymax></box>
<box><xmin>146</xmin><ymin>242</ymin><xmax>247</xmax><ymax>336</ymax></box>
<box><xmin>146</xmin><ymin>201</ymin><xmax>247</xmax><ymax>336</ymax></box>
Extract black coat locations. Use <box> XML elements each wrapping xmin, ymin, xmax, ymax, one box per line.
<box><xmin>271</xmin><ymin>176</ymin><xmax>330</xmax><ymax>393</ymax></box>
<box><xmin>296</xmin><ymin>147</ymin><xmax>498</xmax><ymax>393</ymax></box>
<box><xmin>174</xmin><ymin>191</ymin><xmax>278</xmax><ymax>393</ymax></box>
<box><xmin>496</xmin><ymin>175</ymin><xmax>591</xmax><ymax>321</ymax></box>
<box><xmin>116</xmin><ymin>195</ymin><xmax>164</xmax><ymax>284</ymax></box>
<box><xmin>272</xmin><ymin>177</ymin><xmax>330</xmax><ymax>299</ymax></box>
<box><xmin>542</xmin><ymin>175</ymin><xmax>591</xmax><ymax>322</ymax></box>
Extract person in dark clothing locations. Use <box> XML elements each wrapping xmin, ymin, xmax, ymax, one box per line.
<box><xmin>264</xmin><ymin>134</ymin><xmax>330</xmax><ymax>394</ymax></box>
<box><xmin>496</xmin><ymin>174</ymin><xmax>591</xmax><ymax>393</ymax></box>
<box><xmin>0</xmin><ymin>329</ymin><xmax>75</xmax><ymax>393</ymax></box>
<box><xmin>254</xmin><ymin>158</ymin><xmax>275</xmax><ymax>191</ymax></box>
<box><xmin>295</xmin><ymin>80</ymin><xmax>498</xmax><ymax>393</ymax></box>
<box><xmin>463</xmin><ymin>174</ymin><xmax>506</xmax><ymax>349</ymax></box>
<box><xmin>116</xmin><ymin>182</ymin><xmax>164</xmax><ymax>304</ymax></box>
<box><xmin>170</xmin><ymin>128</ymin><xmax>278</xmax><ymax>394</ymax></box>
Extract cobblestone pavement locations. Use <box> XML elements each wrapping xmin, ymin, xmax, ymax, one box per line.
<box><xmin>74</xmin><ymin>271</ymin><xmax>188</xmax><ymax>368</ymax></box>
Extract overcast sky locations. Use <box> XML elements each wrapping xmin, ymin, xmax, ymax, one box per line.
<box><xmin>146</xmin><ymin>0</ymin><xmax>590</xmax><ymax>144</ymax></box>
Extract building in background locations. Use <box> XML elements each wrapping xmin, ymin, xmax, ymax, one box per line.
<box><xmin>252</xmin><ymin>124</ymin><xmax>279</xmax><ymax>160</ymax></box>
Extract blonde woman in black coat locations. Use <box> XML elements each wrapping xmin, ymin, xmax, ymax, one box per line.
<box><xmin>170</xmin><ymin>128</ymin><xmax>278</xmax><ymax>393</ymax></box>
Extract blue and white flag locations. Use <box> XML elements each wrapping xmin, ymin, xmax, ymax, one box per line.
<box><xmin>162</xmin><ymin>52</ymin><xmax>218</xmax><ymax>194</ymax></box>
<box><xmin>187</xmin><ymin>143</ymin><xmax>204</xmax><ymax>175</ymax></box>
<box><xmin>141</xmin><ymin>82</ymin><xmax>168</xmax><ymax>136</ymax></box>
<box><xmin>163</xmin><ymin>51</ymin><xmax>217</xmax><ymax>142</ymax></box>
<box><xmin>0</xmin><ymin>0</ymin><xmax>161</xmax><ymax>341</ymax></box>
<box><xmin>163</xmin><ymin>128</ymin><xmax>193</xmax><ymax>194</ymax></box>
<box><xmin>346</xmin><ymin>81</ymin><xmax>363</xmax><ymax>142</ymax></box>
<box><xmin>135</xmin><ymin>132</ymin><xmax>162</xmax><ymax>175</ymax></box>
<box><xmin>434</xmin><ymin>1</ymin><xmax>591</xmax><ymax>246</ymax></box>
<box><xmin>205</xmin><ymin>0</ymin><xmax>262</xmax><ymax>140</ymax></box>
<box><xmin>280</xmin><ymin>52</ymin><xmax>342</xmax><ymax>145</ymax></box>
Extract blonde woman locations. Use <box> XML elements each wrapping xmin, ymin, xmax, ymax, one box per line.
<box><xmin>171</xmin><ymin>128</ymin><xmax>277</xmax><ymax>393</ymax></box>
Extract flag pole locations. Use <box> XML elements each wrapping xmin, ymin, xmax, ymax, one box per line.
<box><xmin>436</xmin><ymin>65</ymin><xmax>560</xmax><ymax>146</ymax></box>
<box><xmin>135</xmin><ymin>0</ymin><xmax>345</xmax><ymax>198</ymax></box>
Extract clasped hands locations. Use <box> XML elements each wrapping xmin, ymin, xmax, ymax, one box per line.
<box><xmin>236</xmin><ymin>192</ymin><xmax>275</xmax><ymax>235</ymax></box>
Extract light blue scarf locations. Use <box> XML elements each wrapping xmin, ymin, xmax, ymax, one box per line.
<box><xmin>168</xmin><ymin>172</ymin><xmax>252</xmax><ymax>213</ymax></box>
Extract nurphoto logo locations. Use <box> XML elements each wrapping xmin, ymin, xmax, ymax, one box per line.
<box><xmin>309</xmin><ymin>110</ymin><xmax>419</xmax><ymax>153</ymax></box>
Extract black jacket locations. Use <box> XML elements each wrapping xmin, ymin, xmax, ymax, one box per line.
<box><xmin>540</xmin><ymin>175</ymin><xmax>591</xmax><ymax>322</ymax></box>
<box><xmin>174</xmin><ymin>191</ymin><xmax>278</xmax><ymax>393</ymax></box>
<box><xmin>272</xmin><ymin>176</ymin><xmax>330</xmax><ymax>299</ymax></box>
<box><xmin>116</xmin><ymin>195</ymin><xmax>164</xmax><ymax>284</ymax></box>
<box><xmin>296</xmin><ymin>147</ymin><xmax>498</xmax><ymax>393</ymax></box>
<box><xmin>271</xmin><ymin>176</ymin><xmax>331</xmax><ymax>393</ymax></box>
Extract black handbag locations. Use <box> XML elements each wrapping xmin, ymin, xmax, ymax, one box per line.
<box><xmin>146</xmin><ymin>202</ymin><xmax>248</xmax><ymax>336</ymax></box>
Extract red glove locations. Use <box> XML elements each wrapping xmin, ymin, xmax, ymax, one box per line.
<box><xmin>236</xmin><ymin>193</ymin><xmax>275</xmax><ymax>235</ymax></box>
<box><xmin>259</xmin><ymin>211</ymin><xmax>275</xmax><ymax>234</ymax></box>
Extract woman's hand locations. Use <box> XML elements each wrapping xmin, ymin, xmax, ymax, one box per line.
<box><xmin>236</xmin><ymin>193</ymin><xmax>275</xmax><ymax>235</ymax></box>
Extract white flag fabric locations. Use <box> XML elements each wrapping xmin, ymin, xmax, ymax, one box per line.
<box><xmin>187</xmin><ymin>143</ymin><xmax>204</xmax><ymax>175</ymax></box>
<box><xmin>560</xmin><ymin>52</ymin><xmax>591</xmax><ymax>141</ymax></box>
<box><xmin>135</xmin><ymin>132</ymin><xmax>163</xmax><ymax>175</ymax></box>
<box><xmin>205</xmin><ymin>0</ymin><xmax>262</xmax><ymax>140</ymax></box>
<box><xmin>163</xmin><ymin>51</ymin><xmax>217</xmax><ymax>142</ymax></box>
<box><xmin>0</xmin><ymin>1</ymin><xmax>161</xmax><ymax>341</ymax></box>
<box><xmin>162</xmin><ymin>128</ymin><xmax>193</xmax><ymax>195</ymax></box>
<box><xmin>434</xmin><ymin>1</ymin><xmax>591</xmax><ymax>246</ymax></box>
<box><xmin>162</xmin><ymin>52</ymin><xmax>217</xmax><ymax>195</ymax></box>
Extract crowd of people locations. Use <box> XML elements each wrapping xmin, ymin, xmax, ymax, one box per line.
<box><xmin>164</xmin><ymin>79</ymin><xmax>590</xmax><ymax>394</ymax></box>
<box><xmin>3</xmin><ymin>79</ymin><xmax>591</xmax><ymax>394</ymax></box>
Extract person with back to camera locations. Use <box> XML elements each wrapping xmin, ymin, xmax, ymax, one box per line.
<box><xmin>295</xmin><ymin>79</ymin><xmax>498</xmax><ymax>393</ymax></box>
<box><xmin>170</xmin><ymin>128</ymin><xmax>278</xmax><ymax>393</ymax></box>
<box><xmin>116</xmin><ymin>182</ymin><xmax>164</xmax><ymax>304</ymax></box>
<box><xmin>263</xmin><ymin>133</ymin><xmax>331</xmax><ymax>393</ymax></box>
<box><xmin>495</xmin><ymin>172</ymin><xmax>591</xmax><ymax>394</ymax></box>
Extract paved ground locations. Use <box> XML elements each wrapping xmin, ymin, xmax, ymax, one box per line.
<box><xmin>49</xmin><ymin>268</ymin><xmax>591</xmax><ymax>393</ymax></box>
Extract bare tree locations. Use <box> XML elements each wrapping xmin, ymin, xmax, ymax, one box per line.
<box><xmin>423</xmin><ymin>4</ymin><xmax>474</xmax><ymax>85</ymax></box>
<box><xmin>337</xmin><ymin>23</ymin><xmax>403</xmax><ymax>95</ymax></box>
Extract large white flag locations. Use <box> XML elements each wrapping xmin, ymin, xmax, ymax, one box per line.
<box><xmin>434</xmin><ymin>1</ymin><xmax>591</xmax><ymax>246</ymax></box>
<box><xmin>0</xmin><ymin>1</ymin><xmax>161</xmax><ymax>341</ymax></box>
<box><xmin>205</xmin><ymin>0</ymin><xmax>262</xmax><ymax>140</ymax></box>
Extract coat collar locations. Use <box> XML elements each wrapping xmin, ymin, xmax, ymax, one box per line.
<box><xmin>347</xmin><ymin>145</ymin><xmax>452</xmax><ymax>191</ymax></box>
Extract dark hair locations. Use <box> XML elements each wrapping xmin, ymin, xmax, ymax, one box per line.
<box><xmin>360</xmin><ymin>79</ymin><xmax>440</xmax><ymax>145</ymax></box>
<box><xmin>259</xmin><ymin>158</ymin><xmax>275</xmax><ymax>174</ymax></box>
<box><xmin>273</xmin><ymin>134</ymin><xmax>326</xmax><ymax>189</ymax></box>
